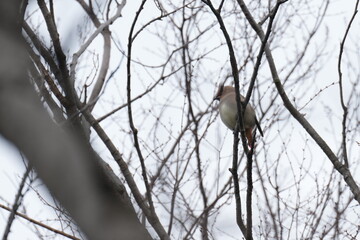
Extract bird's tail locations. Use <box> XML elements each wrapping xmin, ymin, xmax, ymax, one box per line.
<box><xmin>255</xmin><ymin>117</ymin><xmax>264</xmax><ymax>137</ymax></box>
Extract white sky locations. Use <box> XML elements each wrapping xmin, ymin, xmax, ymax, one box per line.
<box><xmin>1</xmin><ymin>0</ymin><xmax>359</xmax><ymax>239</ymax></box>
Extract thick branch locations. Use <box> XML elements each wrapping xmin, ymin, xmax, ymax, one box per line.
<box><xmin>0</xmin><ymin>4</ymin><xmax>153</xmax><ymax>238</ymax></box>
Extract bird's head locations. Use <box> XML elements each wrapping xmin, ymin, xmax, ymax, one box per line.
<box><xmin>213</xmin><ymin>84</ymin><xmax>223</xmax><ymax>101</ymax></box>
<box><xmin>213</xmin><ymin>85</ymin><xmax>235</xmax><ymax>101</ymax></box>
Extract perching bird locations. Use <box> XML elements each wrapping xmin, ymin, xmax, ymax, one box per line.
<box><xmin>213</xmin><ymin>85</ymin><xmax>263</xmax><ymax>147</ymax></box>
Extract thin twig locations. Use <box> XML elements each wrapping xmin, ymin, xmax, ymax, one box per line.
<box><xmin>2</xmin><ymin>164</ymin><xmax>31</xmax><ymax>240</ymax></box>
<box><xmin>126</xmin><ymin>0</ymin><xmax>160</xmax><ymax>232</ymax></box>
<box><xmin>244</xmin><ymin>1</ymin><xmax>283</xmax><ymax>105</ymax></box>
<box><xmin>337</xmin><ymin>0</ymin><xmax>359</xmax><ymax>168</ymax></box>
<box><xmin>0</xmin><ymin>203</ymin><xmax>80</xmax><ymax>240</ymax></box>
<box><xmin>96</xmin><ymin>76</ymin><xmax>164</xmax><ymax>123</ymax></box>
<box><xmin>181</xmin><ymin>14</ymin><xmax>209</xmax><ymax>238</ymax></box>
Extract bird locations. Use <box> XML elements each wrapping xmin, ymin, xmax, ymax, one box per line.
<box><xmin>213</xmin><ymin>85</ymin><xmax>263</xmax><ymax>147</ymax></box>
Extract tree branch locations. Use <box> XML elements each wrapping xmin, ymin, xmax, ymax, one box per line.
<box><xmin>73</xmin><ymin>0</ymin><xmax>127</xmax><ymax>111</ymax></box>
<box><xmin>126</xmin><ymin>2</ymin><xmax>165</xmax><ymax>238</ymax></box>
<box><xmin>0</xmin><ymin>4</ymin><xmax>153</xmax><ymax>237</ymax></box>
<box><xmin>244</xmin><ymin>1</ymin><xmax>284</xmax><ymax>105</ymax></box>
<box><xmin>37</xmin><ymin>0</ymin><xmax>72</xmax><ymax>96</ymax></box>
<box><xmin>337</xmin><ymin>0</ymin><xmax>359</xmax><ymax>168</ymax></box>
<box><xmin>0</xmin><ymin>203</ymin><xmax>80</xmax><ymax>240</ymax></box>
<box><xmin>202</xmin><ymin>0</ymin><xmax>251</xmax><ymax>237</ymax></box>
<box><xmin>236</xmin><ymin>0</ymin><xmax>360</xmax><ymax>204</ymax></box>
<box><xmin>2</xmin><ymin>164</ymin><xmax>31</xmax><ymax>240</ymax></box>
<box><xmin>81</xmin><ymin>109</ymin><xmax>170</xmax><ymax>240</ymax></box>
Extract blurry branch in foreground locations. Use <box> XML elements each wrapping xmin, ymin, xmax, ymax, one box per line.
<box><xmin>0</xmin><ymin>1</ymin><xmax>152</xmax><ymax>239</ymax></box>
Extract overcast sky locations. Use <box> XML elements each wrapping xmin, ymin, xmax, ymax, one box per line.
<box><xmin>1</xmin><ymin>0</ymin><xmax>359</xmax><ymax>239</ymax></box>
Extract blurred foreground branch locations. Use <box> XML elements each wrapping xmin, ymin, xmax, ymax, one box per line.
<box><xmin>0</xmin><ymin>1</ymin><xmax>152</xmax><ymax>239</ymax></box>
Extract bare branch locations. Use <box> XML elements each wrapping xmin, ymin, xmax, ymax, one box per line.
<box><xmin>2</xmin><ymin>164</ymin><xmax>31</xmax><ymax>240</ymax></box>
<box><xmin>37</xmin><ymin>0</ymin><xmax>72</xmax><ymax>94</ymax></box>
<box><xmin>0</xmin><ymin>203</ymin><xmax>80</xmax><ymax>240</ymax></box>
<box><xmin>337</xmin><ymin>0</ymin><xmax>359</xmax><ymax>168</ymax></box>
<box><xmin>72</xmin><ymin>0</ymin><xmax>127</xmax><ymax>111</ymax></box>
<box><xmin>244</xmin><ymin>1</ymin><xmax>283</xmax><ymax>105</ymax></box>
<box><xmin>236</xmin><ymin>0</ymin><xmax>360</xmax><ymax>204</ymax></box>
<box><xmin>81</xmin><ymin>109</ymin><xmax>170</xmax><ymax>239</ymax></box>
<box><xmin>125</xmin><ymin>3</ymin><xmax>171</xmax><ymax>239</ymax></box>
<box><xmin>0</xmin><ymin>4</ymin><xmax>152</xmax><ymax>238</ymax></box>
